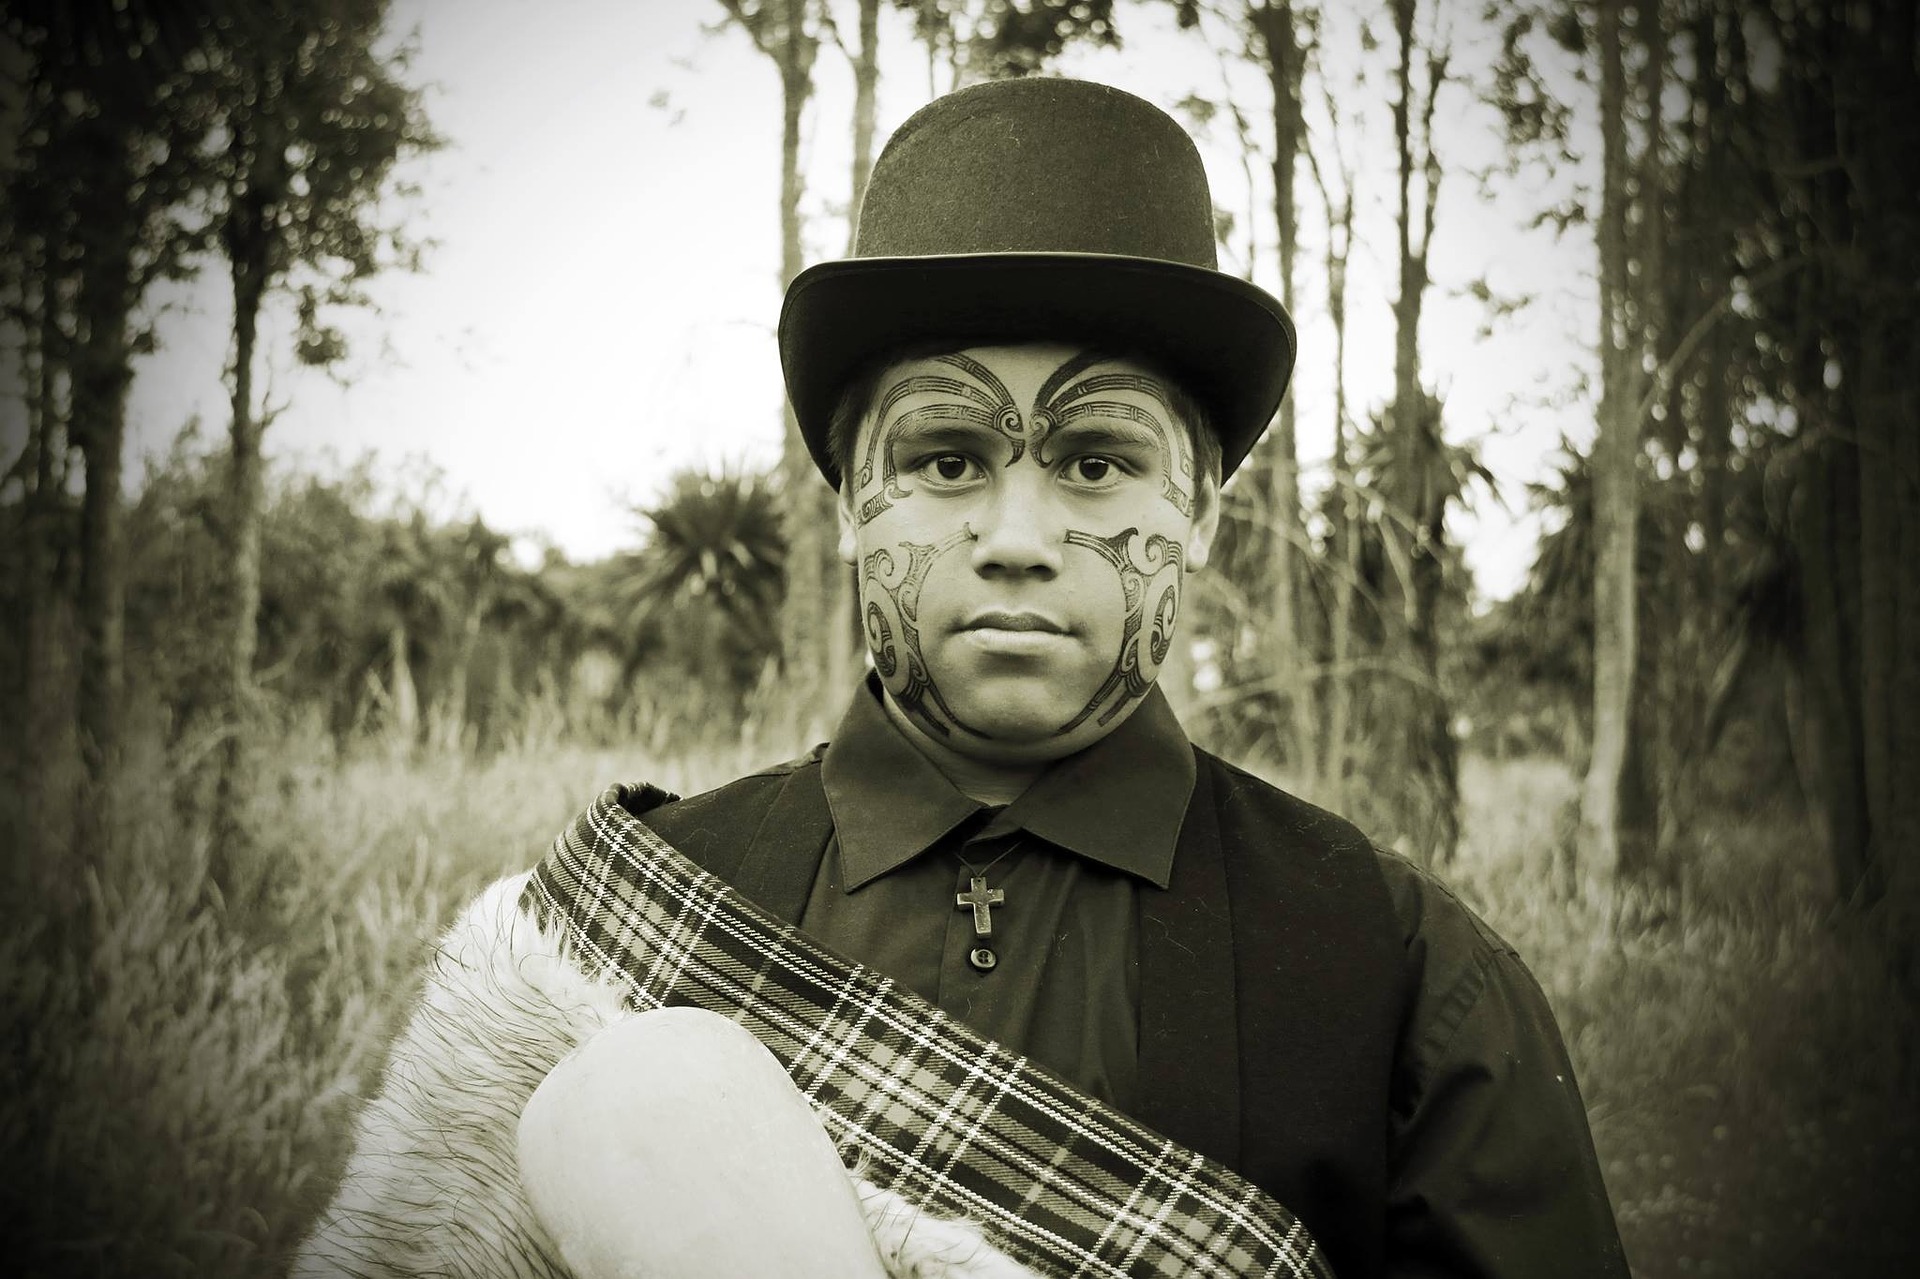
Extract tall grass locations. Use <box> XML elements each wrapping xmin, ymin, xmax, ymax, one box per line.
<box><xmin>1448</xmin><ymin>755</ymin><xmax>1919</xmax><ymax>1279</ymax></box>
<box><xmin>0</xmin><ymin>709</ymin><xmax>793</xmax><ymax>1279</ymax></box>
<box><xmin>2</xmin><ymin>729</ymin><xmax>1913</xmax><ymax>1277</ymax></box>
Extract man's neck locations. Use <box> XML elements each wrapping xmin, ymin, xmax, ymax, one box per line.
<box><xmin>876</xmin><ymin>693</ymin><xmax>1049</xmax><ymax>806</ymax></box>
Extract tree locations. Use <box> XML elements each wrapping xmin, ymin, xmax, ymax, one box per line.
<box><xmin>1482</xmin><ymin>0</ymin><xmax>1917</xmax><ymax>945</ymax></box>
<box><xmin>1</xmin><ymin>198</ymin><xmax>80</xmax><ymax>880</ymax></box>
<box><xmin>1579</xmin><ymin>0</ymin><xmax>1662</xmax><ymax>896</ymax></box>
<box><xmin>427</xmin><ymin>518</ymin><xmax>512</xmax><ymax>752</ymax></box>
<box><xmin>1238</xmin><ymin>1</ymin><xmax>1316</xmax><ymax>778</ymax></box>
<box><xmin>202</xmin><ymin>0</ymin><xmax>434</xmax><ymax>865</ymax></box>
<box><xmin>902</xmin><ymin>0</ymin><xmax>1117</xmax><ymax>92</ymax></box>
<box><xmin>716</xmin><ymin>0</ymin><xmax>852</xmax><ymax>724</ymax></box>
<box><xmin>1305</xmin><ymin>68</ymin><xmax>1361</xmax><ymax>813</ymax></box>
<box><xmin>1377</xmin><ymin>0</ymin><xmax>1462</xmax><ymax>862</ymax></box>
<box><xmin>837</xmin><ymin>0</ymin><xmax>882</xmax><ymax>247</ymax></box>
<box><xmin>1747</xmin><ymin>0</ymin><xmax>1920</xmax><ymax>976</ymax></box>
<box><xmin>1139</xmin><ymin>2</ymin><xmax>1305</xmax><ymax>769</ymax></box>
<box><xmin>364</xmin><ymin>512</ymin><xmax>453</xmax><ymax>753</ymax></box>
<box><xmin>2</xmin><ymin>1</ymin><xmax>221</xmax><ymax>827</ymax></box>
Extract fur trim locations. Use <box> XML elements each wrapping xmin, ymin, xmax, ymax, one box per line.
<box><xmin>293</xmin><ymin>874</ymin><xmax>1039</xmax><ymax>1279</ymax></box>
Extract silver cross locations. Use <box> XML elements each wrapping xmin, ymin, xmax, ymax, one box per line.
<box><xmin>955</xmin><ymin>875</ymin><xmax>1005</xmax><ymax>937</ymax></box>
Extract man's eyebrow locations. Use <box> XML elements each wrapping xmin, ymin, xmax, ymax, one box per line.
<box><xmin>1044</xmin><ymin>415</ymin><xmax>1165</xmax><ymax>452</ymax></box>
<box><xmin>881</xmin><ymin>407</ymin><xmax>1002</xmax><ymax>449</ymax></box>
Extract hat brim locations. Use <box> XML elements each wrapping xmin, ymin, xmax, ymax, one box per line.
<box><xmin>779</xmin><ymin>253</ymin><xmax>1295</xmax><ymax>488</ymax></box>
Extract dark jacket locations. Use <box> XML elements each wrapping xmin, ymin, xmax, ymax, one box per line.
<box><xmin>637</xmin><ymin>744</ymin><xmax>1628</xmax><ymax>1279</ymax></box>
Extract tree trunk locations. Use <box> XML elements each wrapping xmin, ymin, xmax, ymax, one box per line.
<box><xmin>1387</xmin><ymin>0</ymin><xmax>1457</xmax><ymax>864</ymax></box>
<box><xmin>833</xmin><ymin>0</ymin><xmax>882</xmax><ymax>697</ymax></box>
<box><xmin>1792</xmin><ymin>436</ymin><xmax>1873</xmax><ymax>902</ymax></box>
<box><xmin>71</xmin><ymin>161</ymin><xmax>136</xmax><ymax>819</ymax></box>
<box><xmin>1627</xmin><ymin>0</ymin><xmax>1669</xmax><ymax>889</ymax></box>
<box><xmin>761</xmin><ymin>0</ymin><xmax>850</xmax><ymax>728</ymax></box>
<box><xmin>1248</xmin><ymin>1</ymin><xmax>1312</xmax><ymax>777</ymax></box>
<box><xmin>1580</xmin><ymin>0</ymin><xmax>1640</xmax><ymax>895</ymax></box>
<box><xmin>1840</xmin><ymin>0</ymin><xmax>1920</xmax><ymax>984</ymax></box>
<box><xmin>214</xmin><ymin>152</ymin><xmax>274</xmax><ymax>877</ymax></box>
<box><xmin>17</xmin><ymin>258</ymin><xmax>72</xmax><ymax>879</ymax></box>
<box><xmin>847</xmin><ymin>0</ymin><xmax>880</xmax><ymax>250</ymax></box>
<box><xmin>1321</xmin><ymin>173</ymin><xmax>1357</xmax><ymax>814</ymax></box>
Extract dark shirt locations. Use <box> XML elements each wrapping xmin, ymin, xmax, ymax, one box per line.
<box><xmin>800</xmin><ymin>675</ymin><xmax>1195</xmax><ymax>1111</ymax></box>
<box><xmin>792</xmin><ymin>677</ymin><xmax>1626</xmax><ymax>1278</ymax></box>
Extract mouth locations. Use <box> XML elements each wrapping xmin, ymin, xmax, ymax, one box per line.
<box><xmin>960</xmin><ymin>610</ymin><xmax>1070</xmax><ymax>635</ymax></box>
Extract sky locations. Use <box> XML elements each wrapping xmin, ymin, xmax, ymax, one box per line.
<box><xmin>97</xmin><ymin>0</ymin><xmax>1602</xmax><ymax>600</ymax></box>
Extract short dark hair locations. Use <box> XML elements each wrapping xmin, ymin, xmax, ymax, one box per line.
<box><xmin>826</xmin><ymin>342</ymin><xmax>1223</xmax><ymax>493</ymax></box>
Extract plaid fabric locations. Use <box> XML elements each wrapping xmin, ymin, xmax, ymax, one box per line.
<box><xmin>522</xmin><ymin>784</ymin><xmax>1335</xmax><ymax>1279</ymax></box>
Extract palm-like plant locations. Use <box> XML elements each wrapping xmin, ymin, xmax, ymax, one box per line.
<box><xmin>610</xmin><ymin>467</ymin><xmax>788</xmax><ymax>707</ymax></box>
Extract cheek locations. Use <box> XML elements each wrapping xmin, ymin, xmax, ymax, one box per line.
<box><xmin>1066</xmin><ymin>556</ymin><xmax>1135</xmax><ymax>654</ymax></box>
<box><xmin>1144</xmin><ymin>574</ymin><xmax>1181</xmax><ymax>669</ymax></box>
<box><xmin>855</xmin><ymin>526</ymin><xmax>972</xmax><ymax>695</ymax></box>
<box><xmin>1115</xmin><ymin>550</ymin><xmax>1182</xmax><ymax>662</ymax></box>
<box><xmin>1089</xmin><ymin>525</ymin><xmax>1187</xmax><ymax>671</ymax></box>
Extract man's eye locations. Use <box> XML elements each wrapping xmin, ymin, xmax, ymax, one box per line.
<box><xmin>924</xmin><ymin>454</ymin><xmax>976</xmax><ymax>482</ymax></box>
<box><xmin>1072</xmin><ymin>456</ymin><xmax>1117</xmax><ymax>483</ymax></box>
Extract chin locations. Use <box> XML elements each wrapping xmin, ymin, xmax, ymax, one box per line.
<box><xmin>940</xmin><ymin>687</ymin><xmax>1067</xmax><ymax>737</ymax></box>
<box><xmin>948</xmin><ymin>684</ymin><xmax>1090</xmax><ymax>749</ymax></box>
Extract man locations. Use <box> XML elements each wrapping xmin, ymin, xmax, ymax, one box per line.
<box><xmin>298</xmin><ymin>79</ymin><xmax>1627</xmax><ymax>1279</ymax></box>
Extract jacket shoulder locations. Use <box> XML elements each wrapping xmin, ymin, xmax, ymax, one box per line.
<box><xmin>1193</xmin><ymin>749</ymin><xmax>1506</xmax><ymax>958</ymax></box>
<box><xmin>1195</xmin><ymin>748</ymin><xmax>1379</xmax><ymax>862</ymax></box>
<box><xmin>631</xmin><ymin>747</ymin><xmax>827</xmax><ymax>862</ymax></box>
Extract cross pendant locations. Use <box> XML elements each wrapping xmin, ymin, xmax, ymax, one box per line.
<box><xmin>955</xmin><ymin>875</ymin><xmax>1005</xmax><ymax>938</ymax></box>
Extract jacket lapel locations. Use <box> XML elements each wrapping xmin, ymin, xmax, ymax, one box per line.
<box><xmin>1135</xmin><ymin>757</ymin><xmax>1243</xmax><ymax>1171</ymax></box>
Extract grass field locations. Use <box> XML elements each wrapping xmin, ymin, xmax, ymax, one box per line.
<box><xmin>3</xmin><ymin>730</ymin><xmax>1915</xmax><ymax>1277</ymax></box>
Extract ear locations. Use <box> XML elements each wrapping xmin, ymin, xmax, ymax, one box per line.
<box><xmin>836</xmin><ymin>483</ymin><xmax>859</xmax><ymax>566</ymax></box>
<box><xmin>1185</xmin><ymin>473</ymin><xmax>1223</xmax><ymax>573</ymax></box>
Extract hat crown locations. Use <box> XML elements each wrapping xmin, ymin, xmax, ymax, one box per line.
<box><xmin>856</xmin><ymin>78</ymin><xmax>1220</xmax><ymax>269</ymax></box>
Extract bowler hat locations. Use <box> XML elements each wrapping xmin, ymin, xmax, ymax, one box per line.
<box><xmin>779</xmin><ymin>77</ymin><xmax>1295</xmax><ymax>488</ymax></box>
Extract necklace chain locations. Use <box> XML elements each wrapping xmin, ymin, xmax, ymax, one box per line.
<box><xmin>954</xmin><ymin>835</ymin><xmax>1024</xmax><ymax>880</ymax></box>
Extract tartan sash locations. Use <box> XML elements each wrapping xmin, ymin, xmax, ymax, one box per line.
<box><xmin>522</xmin><ymin>784</ymin><xmax>1336</xmax><ymax>1279</ymax></box>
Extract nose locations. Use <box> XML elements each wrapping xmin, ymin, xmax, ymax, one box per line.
<box><xmin>968</xmin><ymin>474</ymin><xmax>1064</xmax><ymax>578</ymax></box>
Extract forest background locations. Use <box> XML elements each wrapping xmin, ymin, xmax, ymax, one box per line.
<box><xmin>2</xmin><ymin>1</ymin><xmax>1917</xmax><ymax>1276</ymax></box>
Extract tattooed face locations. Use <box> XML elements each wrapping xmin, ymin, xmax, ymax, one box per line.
<box><xmin>839</xmin><ymin>343</ymin><xmax>1221</xmax><ymax>764</ymax></box>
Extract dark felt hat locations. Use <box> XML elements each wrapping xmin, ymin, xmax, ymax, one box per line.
<box><xmin>779</xmin><ymin>77</ymin><xmax>1295</xmax><ymax>488</ymax></box>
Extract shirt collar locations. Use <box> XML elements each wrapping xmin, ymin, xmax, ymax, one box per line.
<box><xmin>822</xmin><ymin>675</ymin><xmax>1195</xmax><ymax>891</ymax></box>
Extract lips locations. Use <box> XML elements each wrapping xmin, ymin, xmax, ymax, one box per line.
<box><xmin>961</xmin><ymin>610</ymin><xmax>1069</xmax><ymax>635</ymax></box>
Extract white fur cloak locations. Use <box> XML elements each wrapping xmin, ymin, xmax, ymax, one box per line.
<box><xmin>292</xmin><ymin>872</ymin><xmax>1037</xmax><ymax>1279</ymax></box>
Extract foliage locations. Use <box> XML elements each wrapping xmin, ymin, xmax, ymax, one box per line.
<box><xmin>203</xmin><ymin>0</ymin><xmax>437</xmax><ymax>350</ymax></box>
<box><xmin>0</xmin><ymin>1</ymin><xmax>222</xmax><ymax>306</ymax></box>
<box><xmin>1190</xmin><ymin>395</ymin><xmax>1492</xmax><ymax>864</ymax></box>
<box><xmin>0</xmin><ymin>440</ymin><xmax>806</xmax><ymax>767</ymax></box>
<box><xmin>610</xmin><ymin>465</ymin><xmax>788</xmax><ymax>706</ymax></box>
<box><xmin>2</xmin><ymin>0</ymin><xmax>236</xmax><ymax>787</ymax></box>
<box><xmin>895</xmin><ymin>0</ymin><xmax>1118</xmax><ymax>85</ymax></box>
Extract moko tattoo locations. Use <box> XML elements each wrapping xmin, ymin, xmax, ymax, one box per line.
<box><xmin>853</xmin><ymin>355</ymin><xmax>1020</xmax><ymax>526</ymax></box>
<box><xmin>861</xmin><ymin>528</ymin><xmax>979</xmax><ymax>737</ymax></box>
<box><xmin>1056</xmin><ymin>526</ymin><xmax>1186</xmax><ymax>734</ymax></box>
<box><xmin>1041</xmin><ymin>370</ymin><xmax>1197</xmax><ymax>517</ymax></box>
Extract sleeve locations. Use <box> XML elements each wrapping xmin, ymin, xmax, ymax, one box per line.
<box><xmin>1379</xmin><ymin>856</ymin><xmax>1630</xmax><ymax>1279</ymax></box>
